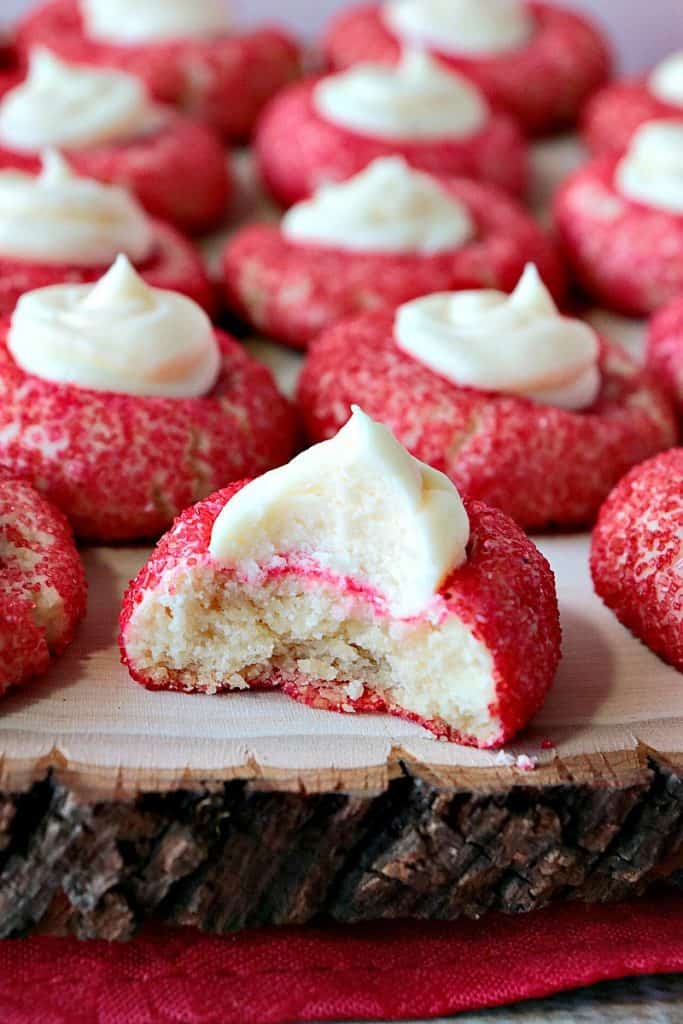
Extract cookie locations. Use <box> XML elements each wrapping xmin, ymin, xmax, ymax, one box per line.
<box><xmin>591</xmin><ymin>449</ymin><xmax>683</xmax><ymax>672</ymax></box>
<box><xmin>17</xmin><ymin>0</ymin><xmax>301</xmax><ymax>142</ymax></box>
<box><xmin>324</xmin><ymin>1</ymin><xmax>611</xmax><ymax>136</ymax></box>
<box><xmin>120</xmin><ymin>410</ymin><xmax>561</xmax><ymax>748</ymax></box>
<box><xmin>255</xmin><ymin>75</ymin><xmax>528</xmax><ymax>208</ymax></box>
<box><xmin>0</xmin><ymin>474</ymin><xmax>86</xmax><ymax>695</ymax></box>
<box><xmin>297</xmin><ymin>307</ymin><xmax>677</xmax><ymax>529</ymax></box>
<box><xmin>223</xmin><ymin>170</ymin><xmax>564</xmax><ymax>349</ymax></box>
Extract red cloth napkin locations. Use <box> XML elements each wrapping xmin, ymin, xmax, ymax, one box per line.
<box><xmin>2</xmin><ymin>894</ymin><xmax>681</xmax><ymax>1024</ymax></box>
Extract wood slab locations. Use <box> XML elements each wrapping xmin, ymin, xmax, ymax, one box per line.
<box><xmin>0</xmin><ymin>533</ymin><xmax>680</xmax><ymax>940</ymax></box>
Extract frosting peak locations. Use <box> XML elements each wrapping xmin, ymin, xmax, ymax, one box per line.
<box><xmin>615</xmin><ymin>120</ymin><xmax>683</xmax><ymax>213</ymax></box>
<box><xmin>394</xmin><ymin>264</ymin><xmax>601</xmax><ymax>410</ymax></box>
<box><xmin>0</xmin><ymin>48</ymin><xmax>155</xmax><ymax>152</ymax></box>
<box><xmin>0</xmin><ymin>149</ymin><xmax>152</xmax><ymax>266</ymax></box>
<box><xmin>383</xmin><ymin>0</ymin><xmax>535</xmax><ymax>56</ymax></box>
<box><xmin>649</xmin><ymin>51</ymin><xmax>683</xmax><ymax>108</ymax></box>
<box><xmin>80</xmin><ymin>251</ymin><xmax>154</xmax><ymax>311</ymax></box>
<box><xmin>209</xmin><ymin>407</ymin><xmax>470</xmax><ymax>619</ymax></box>
<box><xmin>314</xmin><ymin>49</ymin><xmax>488</xmax><ymax>140</ymax></box>
<box><xmin>281</xmin><ymin>157</ymin><xmax>474</xmax><ymax>254</ymax></box>
<box><xmin>7</xmin><ymin>255</ymin><xmax>221</xmax><ymax>398</ymax></box>
<box><xmin>81</xmin><ymin>0</ymin><xmax>232</xmax><ymax>45</ymax></box>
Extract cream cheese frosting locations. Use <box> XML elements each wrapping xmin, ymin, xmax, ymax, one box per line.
<box><xmin>7</xmin><ymin>255</ymin><xmax>220</xmax><ymax>398</ymax></box>
<box><xmin>383</xmin><ymin>0</ymin><xmax>535</xmax><ymax>57</ymax></box>
<box><xmin>0</xmin><ymin>149</ymin><xmax>152</xmax><ymax>265</ymax></box>
<box><xmin>615</xmin><ymin>120</ymin><xmax>683</xmax><ymax>214</ymax></box>
<box><xmin>649</xmin><ymin>51</ymin><xmax>683</xmax><ymax>108</ymax></box>
<box><xmin>281</xmin><ymin>157</ymin><xmax>474</xmax><ymax>253</ymax></box>
<box><xmin>80</xmin><ymin>0</ymin><xmax>232</xmax><ymax>45</ymax></box>
<box><xmin>314</xmin><ymin>49</ymin><xmax>488</xmax><ymax>140</ymax></box>
<box><xmin>209</xmin><ymin>406</ymin><xmax>470</xmax><ymax>619</ymax></box>
<box><xmin>0</xmin><ymin>49</ymin><xmax>157</xmax><ymax>152</ymax></box>
<box><xmin>394</xmin><ymin>264</ymin><xmax>601</xmax><ymax>410</ymax></box>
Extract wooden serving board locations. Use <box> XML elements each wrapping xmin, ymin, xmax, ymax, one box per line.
<box><xmin>0</xmin><ymin>141</ymin><xmax>680</xmax><ymax>940</ymax></box>
<box><xmin>0</xmin><ymin>515</ymin><xmax>681</xmax><ymax>940</ymax></box>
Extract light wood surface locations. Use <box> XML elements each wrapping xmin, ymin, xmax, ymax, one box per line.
<box><xmin>0</xmin><ymin>527</ymin><xmax>680</xmax><ymax>800</ymax></box>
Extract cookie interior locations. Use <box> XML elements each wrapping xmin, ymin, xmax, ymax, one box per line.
<box><xmin>125</xmin><ymin>567</ymin><xmax>500</xmax><ymax>743</ymax></box>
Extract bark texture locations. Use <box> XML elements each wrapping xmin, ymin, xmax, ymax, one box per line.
<box><xmin>0</xmin><ymin>757</ymin><xmax>680</xmax><ymax>941</ymax></box>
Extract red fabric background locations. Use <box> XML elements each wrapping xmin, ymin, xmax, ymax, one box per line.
<box><xmin>2</xmin><ymin>895</ymin><xmax>682</xmax><ymax>1023</ymax></box>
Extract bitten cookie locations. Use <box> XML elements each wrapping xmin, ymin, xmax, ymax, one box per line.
<box><xmin>0</xmin><ymin>49</ymin><xmax>231</xmax><ymax>235</ymax></box>
<box><xmin>324</xmin><ymin>0</ymin><xmax>611</xmax><ymax>136</ymax></box>
<box><xmin>17</xmin><ymin>0</ymin><xmax>301</xmax><ymax>143</ymax></box>
<box><xmin>555</xmin><ymin>122</ymin><xmax>683</xmax><ymax>316</ymax></box>
<box><xmin>120</xmin><ymin>409</ymin><xmax>561</xmax><ymax>749</ymax></box>
<box><xmin>0</xmin><ymin>150</ymin><xmax>214</xmax><ymax>316</ymax></box>
<box><xmin>297</xmin><ymin>267</ymin><xmax>677</xmax><ymax>530</ymax></box>
<box><xmin>583</xmin><ymin>50</ymin><xmax>683</xmax><ymax>154</ymax></box>
<box><xmin>223</xmin><ymin>158</ymin><xmax>564</xmax><ymax>349</ymax></box>
<box><xmin>0</xmin><ymin>257</ymin><xmax>296</xmax><ymax>541</ymax></box>
<box><xmin>256</xmin><ymin>52</ymin><xmax>528</xmax><ymax>208</ymax></box>
<box><xmin>0</xmin><ymin>474</ymin><xmax>86</xmax><ymax>695</ymax></box>
<box><xmin>591</xmin><ymin>449</ymin><xmax>683</xmax><ymax>672</ymax></box>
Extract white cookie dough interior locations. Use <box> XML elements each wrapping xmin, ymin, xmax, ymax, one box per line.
<box><xmin>126</xmin><ymin>568</ymin><xmax>500</xmax><ymax>743</ymax></box>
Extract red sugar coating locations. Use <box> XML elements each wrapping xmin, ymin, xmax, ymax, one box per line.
<box><xmin>0</xmin><ymin>325</ymin><xmax>296</xmax><ymax>541</ymax></box>
<box><xmin>323</xmin><ymin>2</ymin><xmax>611</xmax><ymax>138</ymax></box>
<box><xmin>591</xmin><ymin>449</ymin><xmax>683</xmax><ymax>673</ymax></box>
<box><xmin>0</xmin><ymin>218</ymin><xmax>215</xmax><ymax>317</ymax></box>
<box><xmin>582</xmin><ymin>79</ymin><xmax>683</xmax><ymax>155</ymax></box>
<box><xmin>0</xmin><ymin>116</ymin><xmax>232</xmax><ymax>236</ymax></box>
<box><xmin>297</xmin><ymin>309</ymin><xmax>677</xmax><ymax>530</ymax></box>
<box><xmin>0</xmin><ymin>474</ymin><xmax>86</xmax><ymax>695</ymax></box>
<box><xmin>222</xmin><ymin>175</ymin><xmax>565</xmax><ymax>349</ymax></box>
<box><xmin>119</xmin><ymin>485</ymin><xmax>561</xmax><ymax>748</ymax></box>
<box><xmin>554</xmin><ymin>155</ymin><xmax>683</xmax><ymax>317</ymax></box>
<box><xmin>16</xmin><ymin>0</ymin><xmax>301</xmax><ymax>143</ymax></box>
<box><xmin>646</xmin><ymin>297</ymin><xmax>683</xmax><ymax>413</ymax></box>
<box><xmin>255</xmin><ymin>78</ymin><xmax>528</xmax><ymax>209</ymax></box>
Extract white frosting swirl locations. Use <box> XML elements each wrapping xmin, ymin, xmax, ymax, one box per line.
<box><xmin>314</xmin><ymin>49</ymin><xmax>488</xmax><ymax>140</ymax></box>
<box><xmin>394</xmin><ymin>264</ymin><xmax>601</xmax><ymax>411</ymax></box>
<box><xmin>0</xmin><ymin>49</ymin><xmax>156</xmax><ymax>152</ymax></box>
<box><xmin>210</xmin><ymin>407</ymin><xmax>469</xmax><ymax>618</ymax></box>
<box><xmin>0</xmin><ymin>149</ymin><xmax>152</xmax><ymax>265</ymax></box>
<box><xmin>649</xmin><ymin>51</ymin><xmax>683</xmax><ymax>108</ymax></box>
<box><xmin>615</xmin><ymin>120</ymin><xmax>683</xmax><ymax>214</ymax></box>
<box><xmin>383</xmin><ymin>0</ymin><xmax>535</xmax><ymax>56</ymax></box>
<box><xmin>7</xmin><ymin>255</ymin><xmax>221</xmax><ymax>398</ymax></box>
<box><xmin>81</xmin><ymin>0</ymin><xmax>232</xmax><ymax>45</ymax></box>
<box><xmin>281</xmin><ymin>157</ymin><xmax>474</xmax><ymax>254</ymax></box>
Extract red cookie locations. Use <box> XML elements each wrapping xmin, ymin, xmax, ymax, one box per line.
<box><xmin>591</xmin><ymin>449</ymin><xmax>683</xmax><ymax>672</ymax></box>
<box><xmin>297</xmin><ymin>310</ymin><xmax>677</xmax><ymax>529</ymax></box>
<box><xmin>583</xmin><ymin>79</ymin><xmax>683</xmax><ymax>155</ymax></box>
<box><xmin>0</xmin><ymin>115</ymin><xmax>231</xmax><ymax>236</ymax></box>
<box><xmin>223</xmin><ymin>175</ymin><xmax>565</xmax><ymax>349</ymax></box>
<box><xmin>323</xmin><ymin>2</ymin><xmax>611</xmax><ymax>137</ymax></box>
<box><xmin>0</xmin><ymin>218</ymin><xmax>215</xmax><ymax>317</ymax></box>
<box><xmin>0</xmin><ymin>326</ymin><xmax>296</xmax><ymax>541</ymax></box>
<box><xmin>554</xmin><ymin>155</ymin><xmax>683</xmax><ymax>317</ymax></box>
<box><xmin>0</xmin><ymin>473</ymin><xmax>86</xmax><ymax>695</ymax></box>
<box><xmin>119</xmin><ymin>484</ymin><xmax>561</xmax><ymax>748</ymax></box>
<box><xmin>255</xmin><ymin>78</ymin><xmax>528</xmax><ymax>208</ymax></box>
<box><xmin>646</xmin><ymin>297</ymin><xmax>683</xmax><ymax>412</ymax></box>
<box><xmin>16</xmin><ymin>0</ymin><xmax>301</xmax><ymax>143</ymax></box>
